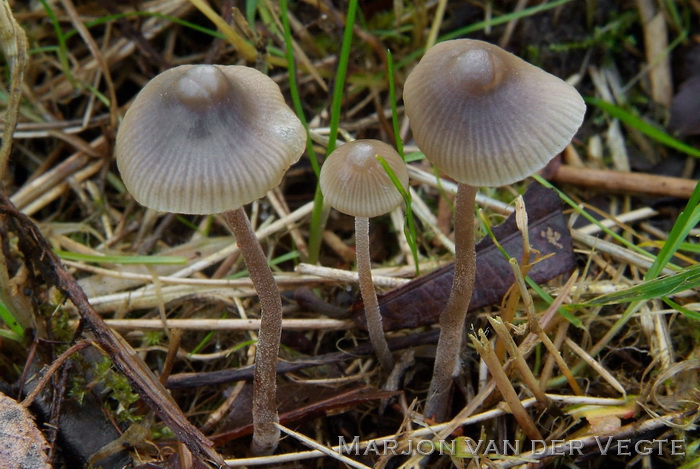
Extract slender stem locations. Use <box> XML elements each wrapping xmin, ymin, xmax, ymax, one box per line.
<box><xmin>355</xmin><ymin>216</ymin><xmax>394</xmax><ymax>371</ymax></box>
<box><xmin>425</xmin><ymin>183</ymin><xmax>477</xmax><ymax>421</ymax></box>
<box><xmin>223</xmin><ymin>208</ymin><xmax>282</xmax><ymax>455</ymax></box>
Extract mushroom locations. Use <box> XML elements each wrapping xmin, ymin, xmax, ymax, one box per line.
<box><xmin>115</xmin><ymin>64</ymin><xmax>306</xmax><ymax>455</ymax></box>
<box><xmin>403</xmin><ymin>39</ymin><xmax>585</xmax><ymax>421</ymax></box>
<box><xmin>319</xmin><ymin>139</ymin><xmax>409</xmax><ymax>370</ymax></box>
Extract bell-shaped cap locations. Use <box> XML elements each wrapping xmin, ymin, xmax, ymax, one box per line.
<box><xmin>116</xmin><ymin>64</ymin><xmax>306</xmax><ymax>214</ymax></box>
<box><xmin>320</xmin><ymin>140</ymin><xmax>408</xmax><ymax>218</ymax></box>
<box><xmin>403</xmin><ymin>39</ymin><xmax>585</xmax><ymax>187</ymax></box>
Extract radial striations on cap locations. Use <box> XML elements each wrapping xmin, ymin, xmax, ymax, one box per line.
<box><xmin>320</xmin><ymin>140</ymin><xmax>408</xmax><ymax>218</ymax></box>
<box><xmin>403</xmin><ymin>39</ymin><xmax>586</xmax><ymax>187</ymax></box>
<box><xmin>116</xmin><ymin>65</ymin><xmax>306</xmax><ymax>214</ymax></box>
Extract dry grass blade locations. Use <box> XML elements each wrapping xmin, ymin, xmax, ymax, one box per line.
<box><xmin>470</xmin><ymin>329</ymin><xmax>544</xmax><ymax>441</ymax></box>
<box><xmin>487</xmin><ymin>316</ymin><xmax>548</xmax><ymax>404</ymax></box>
<box><xmin>274</xmin><ymin>423</ymin><xmax>372</xmax><ymax>469</ymax></box>
<box><xmin>0</xmin><ymin>0</ymin><xmax>27</xmax><ymax>181</ymax></box>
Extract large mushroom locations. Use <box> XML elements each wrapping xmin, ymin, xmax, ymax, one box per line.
<box><xmin>320</xmin><ymin>139</ymin><xmax>409</xmax><ymax>370</ymax></box>
<box><xmin>403</xmin><ymin>39</ymin><xmax>585</xmax><ymax>421</ymax></box>
<box><xmin>116</xmin><ymin>64</ymin><xmax>306</xmax><ymax>454</ymax></box>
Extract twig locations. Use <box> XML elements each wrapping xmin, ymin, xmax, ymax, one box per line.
<box><xmin>0</xmin><ymin>194</ymin><xmax>226</xmax><ymax>466</ymax></box>
<box><xmin>98</xmin><ymin>318</ymin><xmax>354</xmax><ymax>331</ymax></box>
<box><xmin>296</xmin><ymin>263</ymin><xmax>410</xmax><ymax>288</ymax></box>
<box><xmin>275</xmin><ymin>423</ymin><xmax>372</xmax><ymax>469</ymax></box>
<box><xmin>553</xmin><ymin>165</ymin><xmax>697</xmax><ymax>199</ymax></box>
<box><xmin>21</xmin><ymin>340</ymin><xmax>92</xmax><ymax>408</ymax></box>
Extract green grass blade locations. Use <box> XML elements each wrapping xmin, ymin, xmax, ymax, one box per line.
<box><xmin>246</xmin><ymin>0</ymin><xmax>258</xmax><ymax>26</ymax></box>
<box><xmin>55</xmin><ymin>251</ymin><xmax>188</xmax><ymax>265</ymax></box>
<box><xmin>584</xmin><ymin>264</ymin><xmax>700</xmax><ymax>306</ymax></box>
<box><xmin>376</xmin><ymin>156</ymin><xmax>420</xmax><ymax>275</ymax></box>
<box><xmin>227</xmin><ymin>250</ymin><xmax>301</xmax><ymax>279</ymax></box>
<box><xmin>306</xmin><ymin>0</ymin><xmax>359</xmax><ymax>264</ymax></box>
<box><xmin>645</xmin><ymin>178</ymin><xmax>700</xmax><ymax>280</ymax></box>
<box><xmin>65</xmin><ymin>11</ymin><xmax>225</xmax><ymax>41</ymax></box>
<box><xmin>0</xmin><ymin>329</ymin><xmax>23</xmax><ymax>342</ymax></box>
<box><xmin>279</xmin><ymin>0</ymin><xmax>317</xmax><ymax>176</ymax></box>
<box><xmin>0</xmin><ymin>301</ymin><xmax>25</xmax><ymax>340</ymax></box>
<box><xmin>397</xmin><ymin>0</ymin><xmax>575</xmax><ymax>68</ymax></box>
<box><xmin>587</xmin><ymin>97</ymin><xmax>700</xmax><ymax>158</ymax></box>
<box><xmin>39</xmin><ymin>0</ymin><xmax>73</xmax><ymax>84</ymax></box>
<box><xmin>662</xmin><ymin>297</ymin><xmax>700</xmax><ymax>321</ymax></box>
<box><xmin>387</xmin><ymin>49</ymin><xmax>404</xmax><ymax>158</ymax></box>
<box><xmin>405</xmin><ymin>151</ymin><xmax>426</xmax><ymax>163</ymax></box>
<box><xmin>326</xmin><ymin>0</ymin><xmax>358</xmax><ymax>156</ymax></box>
<box><xmin>280</xmin><ymin>0</ymin><xmax>325</xmax><ymax>264</ymax></box>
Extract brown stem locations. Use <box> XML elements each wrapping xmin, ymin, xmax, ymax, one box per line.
<box><xmin>223</xmin><ymin>208</ymin><xmax>282</xmax><ymax>456</ymax></box>
<box><xmin>425</xmin><ymin>183</ymin><xmax>477</xmax><ymax>421</ymax></box>
<box><xmin>355</xmin><ymin>216</ymin><xmax>394</xmax><ymax>371</ymax></box>
<box><xmin>552</xmin><ymin>164</ymin><xmax>697</xmax><ymax>199</ymax></box>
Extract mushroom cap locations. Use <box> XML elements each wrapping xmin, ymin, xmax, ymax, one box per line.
<box><xmin>320</xmin><ymin>140</ymin><xmax>409</xmax><ymax>218</ymax></box>
<box><xmin>403</xmin><ymin>39</ymin><xmax>586</xmax><ymax>187</ymax></box>
<box><xmin>116</xmin><ymin>64</ymin><xmax>306</xmax><ymax>214</ymax></box>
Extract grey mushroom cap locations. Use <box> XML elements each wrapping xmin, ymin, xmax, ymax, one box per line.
<box><xmin>320</xmin><ymin>140</ymin><xmax>409</xmax><ymax>218</ymax></box>
<box><xmin>403</xmin><ymin>39</ymin><xmax>586</xmax><ymax>187</ymax></box>
<box><xmin>116</xmin><ymin>64</ymin><xmax>306</xmax><ymax>214</ymax></box>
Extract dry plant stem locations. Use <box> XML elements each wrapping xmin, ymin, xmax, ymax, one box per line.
<box><xmin>425</xmin><ymin>183</ymin><xmax>477</xmax><ymax>421</ymax></box>
<box><xmin>0</xmin><ymin>0</ymin><xmax>28</xmax><ymax>182</ymax></box>
<box><xmin>487</xmin><ymin>316</ymin><xmax>548</xmax><ymax>404</ymax></box>
<box><xmin>553</xmin><ymin>165</ymin><xmax>697</xmax><ymax>199</ymax></box>
<box><xmin>21</xmin><ymin>340</ymin><xmax>92</xmax><ymax>408</ymax></box>
<box><xmin>510</xmin><ymin>258</ymin><xmax>584</xmax><ymax>396</ymax></box>
<box><xmin>355</xmin><ymin>216</ymin><xmax>394</xmax><ymax>371</ymax></box>
<box><xmin>470</xmin><ymin>329</ymin><xmax>544</xmax><ymax>441</ymax></box>
<box><xmin>223</xmin><ymin>208</ymin><xmax>281</xmax><ymax>456</ymax></box>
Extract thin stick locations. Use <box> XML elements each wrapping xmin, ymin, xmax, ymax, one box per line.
<box><xmin>355</xmin><ymin>216</ymin><xmax>394</xmax><ymax>370</ymax></box>
<box><xmin>510</xmin><ymin>258</ymin><xmax>584</xmax><ymax>396</ymax></box>
<box><xmin>487</xmin><ymin>316</ymin><xmax>548</xmax><ymax>405</ymax></box>
<box><xmin>470</xmin><ymin>329</ymin><xmax>544</xmax><ymax>441</ymax></box>
<box><xmin>274</xmin><ymin>423</ymin><xmax>372</xmax><ymax>469</ymax></box>
<box><xmin>99</xmin><ymin>318</ymin><xmax>353</xmax><ymax>331</ymax></box>
<box><xmin>425</xmin><ymin>183</ymin><xmax>477</xmax><ymax>421</ymax></box>
<box><xmin>223</xmin><ymin>208</ymin><xmax>282</xmax><ymax>456</ymax></box>
<box><xmin>21</xmin><ymin>340</ymin><xmax>92</xmax><ymax>408</ymax></box>
<box><xmin>296</xmin><ymin>263</ymin><xmax>410</xmax><ymax>287</ymax></box>
<box><xmin>554</xmin><ymin>165</ymin><xmax>697</xmax><ymax>199</ymax></box>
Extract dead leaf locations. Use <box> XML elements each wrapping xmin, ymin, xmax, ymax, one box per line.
<box><xmin>0</xmin><ymin>392</ymin><xmax>50</xmax><ymax>469</ymax></box>
<box><xmin>211</xmin><ymin>384</ymin><xmax>398</xmax><ymax>445</ymax></box>
<box><xmin>352</xmin><ymin>184</ymin><xmax>576</xmax><ymax>331</ymax></box>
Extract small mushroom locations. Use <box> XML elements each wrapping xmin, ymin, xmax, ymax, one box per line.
<box><xmin>320</xmin><ymin>139</ymin><xmax>409</xmax><ymax>370</ymax></box>
<box><xmin>116</xmin><ymin>64</ymin><xmax>306</xmax><ymax>455</ymax></box>
<box><xmin>403</xmin><ymin>39</ymin><xmax>585</xmax><ymax>421</ymax></box>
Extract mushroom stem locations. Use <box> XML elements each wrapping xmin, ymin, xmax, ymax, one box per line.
<box><xmin>425</xmin><ymin>183</ymin><xmax>477</xmax><ymax>421</ymax></box>
<box><xmin>355</xmin><ymin>216</ymin><xmax>395</xmax><ymax>371</ymax></box>
<box><xmin>223</xmin><ymin>208</ymin><xmax>282</xmax><ymax>455</ymax></box>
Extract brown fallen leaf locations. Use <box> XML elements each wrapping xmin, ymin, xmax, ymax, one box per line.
<box><xmin>352</xmin><ymin>184</ymin><xmax>576</xmax><ymax>331</ymax></box>
<box><xmin>210</xmin><ymin>384</ymin><xmax>398</xmax><ymax>446</ymax></box>
<box><xmin>669</xmin><ymin>74</ymin><xmax>700</xmax><ymax>136</ymax></box>
<box><xmin>0</xmin><ymin>392</ymin><xmax>50</xmax><ymax>469</ymax></box>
